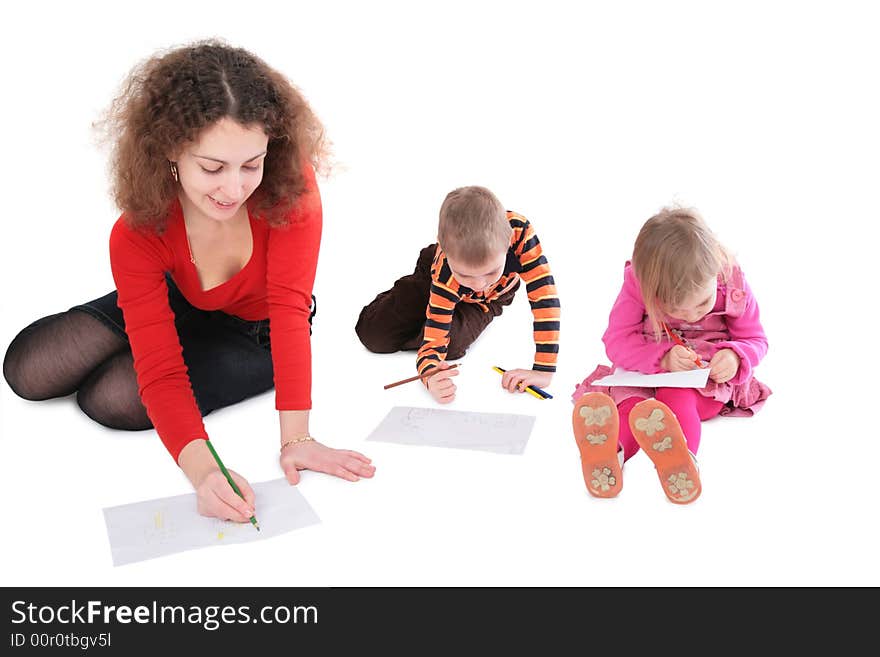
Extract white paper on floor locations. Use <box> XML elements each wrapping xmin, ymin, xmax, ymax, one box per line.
<box><xmin>366</xmin><ymin>406</ymin><xmax>536</xmax><ymax>454</ymax></box>
<box><xmin>590</xmin><ymin>367</ymin><xmax>711</xmax><ymax>388</ymax></box>
<box><xmin>103</xmin><ymin>478</ymin><xmax>320</xmax><ymax>566</ymax></box>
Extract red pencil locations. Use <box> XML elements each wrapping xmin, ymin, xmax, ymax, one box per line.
<box><xmin>662</xmin><ymin>323</ymin><xmax>705</xmax><ymax>368</ymax></box>
<box><xmin>383</xmin><ymin>363</ymin><xmax>460</xmax><ymax>390</ymax></box>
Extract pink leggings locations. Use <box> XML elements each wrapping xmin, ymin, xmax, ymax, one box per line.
<box><xmin>617</xmin><ymin>388</ymin><xmax>724</xmax><ymax>462</ymax></box>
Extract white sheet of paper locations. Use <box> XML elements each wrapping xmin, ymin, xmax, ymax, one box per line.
<box><xmin>366</xmin><ymin>406</ymin><xmax>536</xmax><ymax>454</ymax></box>
<box><xmin>103</xmin><ymin>478</ymin><xmax>320</xmax><ymax>566</ymax></box>
<box><xmin>590</xmin><ymin>367</ymin><xmax>711</xmax><ymax>388</ymax></box>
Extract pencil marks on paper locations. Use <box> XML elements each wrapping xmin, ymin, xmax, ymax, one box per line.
<box><xmin>103</xmin><ymin>478</ymin><xmax>320</xmax><ymax>566</ymax></box>
<box><xmin>367</xmin><ymin>406</ymin><xmax>535</xmax><ymax>454</ymax></box>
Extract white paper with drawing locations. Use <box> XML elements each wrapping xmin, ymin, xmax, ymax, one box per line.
<box><xmin>366</xmin><ymin>406</ymin><xmax>535</xmax><ymax>454</ymax></box>
<box><xmin>590</xmin><ymin>367</ymin><xmax>710</xmax><ymax>388</ymax></box>
<box><xmin>103</xmin><ymin>478</ymin><xmax>320</xmax><ymax>566</ymax></box>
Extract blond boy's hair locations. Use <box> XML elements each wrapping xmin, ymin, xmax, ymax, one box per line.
<box><xmin>632</xmin><ymin>206</ymin><xmax>734</xmax><ymax>338</ymax></box>
<box><xmin>437</xmin><ymin>186</ymin><xmax>512</xmax><ymax>265</ymax></box>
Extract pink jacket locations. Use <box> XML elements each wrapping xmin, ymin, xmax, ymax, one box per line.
<box><xmin>574</xmin><ymin>262</ymin><xmax>771</xmax><ymax>414</ymax></box>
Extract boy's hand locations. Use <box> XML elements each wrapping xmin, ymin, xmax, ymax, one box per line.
<box><xmin>661</xmin><ymin>345</ymin><xmax>701</xmax><ymax>372</ymax></box>
<box><xmin>708</xmin><ymin>348</ymin><xmax>740</xmax><ymax>384</ymax></box>
<box><xmin>195</xmin><ymin>469</ymin><xmax>256</xmax><ymax>523</ymax></box>
<box><xmin>425</xmin><ymin>361</ymin><xmax>459</xmax><ymax>404</ymax></box>
<box><xmin>501</xmin><ymin>368</ymin><xmax>553</xmax><ymax>394</ymax></box>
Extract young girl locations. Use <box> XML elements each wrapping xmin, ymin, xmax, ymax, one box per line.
<box><xmin>3</xmin><ymin>40</ymin><xmax>374</xmax><ymax>522</ymax></box>
<box><xmin>571</xmin><ymin>207</ymin><xmax>770</xmax><ymax>504</ymax></box>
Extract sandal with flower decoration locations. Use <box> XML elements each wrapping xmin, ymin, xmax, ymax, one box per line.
<box><xmin>629</xmin><ymin>399</ymin><xmax>701</xmax><ymax>504</ymax></box>
<box><xmin>572</xmin><ymin>392</ymin><xmax>623</xmax><ymax>498</ymax></box>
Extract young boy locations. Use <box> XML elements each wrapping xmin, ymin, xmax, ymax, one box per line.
<box><xmin>355</xmin><ymin>186</ymin><xmax>560</xmax><ymax>403</ymax></box>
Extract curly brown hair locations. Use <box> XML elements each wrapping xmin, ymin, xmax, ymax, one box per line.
<box><xmin>97</xmin><ymin>39</ymin><xmax>327</xmax><ymax>230</ymax></box>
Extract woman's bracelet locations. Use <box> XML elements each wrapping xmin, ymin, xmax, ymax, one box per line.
<box><xmin>280</xmin><ymin>434</ymin><xmax>315</xmax><ymax>452</ymax></box>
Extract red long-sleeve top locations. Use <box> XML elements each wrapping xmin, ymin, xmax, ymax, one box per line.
<box><xmin>108</xmin><ymin>171</ymin><xmax>322</xmax><ymax>463</ymax></box>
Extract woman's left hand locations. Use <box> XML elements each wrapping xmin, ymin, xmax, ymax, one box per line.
<box><xmin>708</xmin><ymin>348</ymin><xmax>740</xmax><ymax>384</ymax></box>
<box><xmin>280</xmin><ymin>439</ymin><xmax>375</xmax><ymax>485</ymax></box>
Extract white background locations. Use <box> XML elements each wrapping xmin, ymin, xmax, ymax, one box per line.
<box><xmin>1</xmin><ymin>0</ymin><xmax>876</xmax><ymax>586</ymax></box>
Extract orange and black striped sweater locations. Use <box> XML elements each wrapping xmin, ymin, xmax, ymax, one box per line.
<box><xmin>416</xmin><ymin>211</ymin><xmax>560</xmax><ymax>375</ymax></box>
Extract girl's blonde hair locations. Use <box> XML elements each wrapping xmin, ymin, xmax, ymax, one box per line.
<box><xmin>632</xmin><ymin>206</ymin><xmax>734</xmax><ymax>338</ymax></box>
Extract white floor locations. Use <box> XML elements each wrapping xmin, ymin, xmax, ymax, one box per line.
<box><xmin>1</xmin><ymin>1</ymin><xmax>877</xmax><ymax>587</ymax></box>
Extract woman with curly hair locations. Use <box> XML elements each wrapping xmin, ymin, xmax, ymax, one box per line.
<box><xmin>3</xmin><ymin>40</ymin><xmax>375</xmax><ymax>521</ymax></box>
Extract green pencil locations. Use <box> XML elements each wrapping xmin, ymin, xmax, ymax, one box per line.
<box><xmin>205</xmin><ymin>439</ymin><xmax>260</xmax><ymax>531</ymax></box>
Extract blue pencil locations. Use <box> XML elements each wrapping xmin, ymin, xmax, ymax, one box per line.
<box><xmin>492</xmin><ymin>366</ymin><xmax>553</xmax><ymax>399</ymax></box>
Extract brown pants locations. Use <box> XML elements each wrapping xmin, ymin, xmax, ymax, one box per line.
<box><xmin>355</xmin><ymin>243</ymin><xmax>519</xmax><ymax>360</ymax></box>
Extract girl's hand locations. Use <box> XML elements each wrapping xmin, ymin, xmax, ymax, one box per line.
<box><xmin>425</xmin><ymin>361</ymin><xmax>459</xmax><ymax>404</ymax></box>
<box><xmin>709</xmin><ymin>348</ymin><xmax>740</xmax><ymax>384</ymax></box>
<box><xmin>500</xmin><ymin>369</ymin><xmax>553</xmax><ymax>394</ymax></box>
<box><xmin>195</xmin><ymin>469</ymin><xmax>256</xmax><ymax>523</ymax></box>
<box><xmin>661</xmin><ymin>345</ymin><xmax>701</xmax><ymax>372</ymax></box>
<box><xmin>280</xmin><ymin>439</ymin><xmax>376</xmax><ymax>485</ymax></box>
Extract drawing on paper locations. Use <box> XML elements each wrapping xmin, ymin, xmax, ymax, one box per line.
<box><xmin>367</xmin><ymin>406</ymin><xmax>536</xmax><ymax>455</ymax></box>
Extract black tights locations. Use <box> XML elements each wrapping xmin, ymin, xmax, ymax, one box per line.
<box><xmin>3</xmin><ymin>310</ymin><xmax>152</xmax><ymax>430</ymax></box>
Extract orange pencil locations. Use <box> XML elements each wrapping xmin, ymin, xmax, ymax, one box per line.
<box><xmin>662</xmin><ymin>323</ymin><xmax>705</xmax><ymax>368</ymax></box>
<box><xmin>383</xmin><ymin>363</ymin><xmax>460</xmax><ymax>390</ymax></box>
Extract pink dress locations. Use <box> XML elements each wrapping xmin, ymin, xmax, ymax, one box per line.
<box><xmin>572</xmin><ymin>262</ymin><xmax>771</xmax><ymax>416</ymax></box>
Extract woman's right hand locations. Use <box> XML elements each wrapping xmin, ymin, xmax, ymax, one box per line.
<box><xmin>178</xmin><ymin>439</ymin><xmax>256</xmax><ymax>522</ymax></box>
<box><xmin>195</xmin><ymin>469</ymin><xmax>256</xmax><ymax>522</ymax></box>
<box><xmin>425</xmin><ymin>361</ymin><xmax>459</xmax><ymax>403</ymax></box>
<box><xmin>661</xmin><ymin>345</ymin><xmax>700</xmax><ymax>372</ymax></box>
